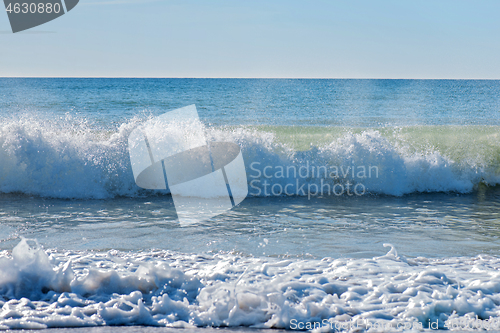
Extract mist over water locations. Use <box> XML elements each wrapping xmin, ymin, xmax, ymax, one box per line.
<box><xmin>0</xmin><ymin>79</ymin><xmax>500</xmax><ymax>330</ymax></box>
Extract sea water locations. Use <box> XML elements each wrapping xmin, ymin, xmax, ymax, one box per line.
<box><xmin>0</xmin><ymin>78</ymin><xmax>499</xmax><ymax>330</ymax></box>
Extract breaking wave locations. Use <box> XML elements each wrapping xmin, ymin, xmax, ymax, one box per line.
<box><xmin>0</xmin><ymin>116</ymin><xmax>499</xmax><ymax>199</ymax></box>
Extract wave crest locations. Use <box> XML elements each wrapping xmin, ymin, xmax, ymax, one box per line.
<box><xmin>0</xmin><ymin>117</ymin><xmax>498</xmax><ymax>199</ymax></box>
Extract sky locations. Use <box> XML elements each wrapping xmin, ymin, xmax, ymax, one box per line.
<box><xmin>0</xmin><ymin>0</ymin><xmax>499</xmax><ymax>79</ymax></box>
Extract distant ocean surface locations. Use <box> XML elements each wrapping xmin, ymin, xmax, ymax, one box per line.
<box><xmin>0</xmin><ymin>78</ymin><xmax>500</xmax><ymax>330</ymax></box>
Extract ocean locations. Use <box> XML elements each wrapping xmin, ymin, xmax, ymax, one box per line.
<box><xmin>0</xmin><ymin>78</ymin><xmax>500</xmax><ymax>331</ymax></box>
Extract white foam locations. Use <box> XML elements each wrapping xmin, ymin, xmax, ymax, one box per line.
<box><xmin>1</xmin><ymin>239</ymin><xmax>500</xmax><ymax>330</ymax></box>
<box><xmin>0</xmin><ymin>116</ymin><xmax>498</xmax><ymax>199</ymax></box>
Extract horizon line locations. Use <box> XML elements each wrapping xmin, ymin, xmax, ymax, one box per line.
<box><xmin>1</xmin><ymin>76</ymin><xmax>499</xmax><ymax>80</ymax></box>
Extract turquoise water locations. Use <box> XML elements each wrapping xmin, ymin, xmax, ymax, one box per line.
<box><xmin>0</xmin><ymin>79</ymin><xmax>500</xmax><ymax>330</ymax></box>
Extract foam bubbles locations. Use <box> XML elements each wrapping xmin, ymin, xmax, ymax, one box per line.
<box><xmin>1</xmin><ymin>239</ymin><xmax>500</xmax><ymax>330</ymax></box>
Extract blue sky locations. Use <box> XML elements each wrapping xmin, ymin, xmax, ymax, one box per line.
<box><xmin>1</xmin><ymin>0</ymin><xmax>499</xmax><ymax>78</ymax></box>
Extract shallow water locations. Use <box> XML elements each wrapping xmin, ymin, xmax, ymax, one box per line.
<box><xmin>1</xmin><ymin>187</ymin><xmax>500</xmax><ymax>258</ymax></box>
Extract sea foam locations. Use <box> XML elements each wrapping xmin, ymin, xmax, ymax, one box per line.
<box><xmin>0</xmin><ymin>116</ymin><xmax>498</xmax><ymax>199</ymax></box>
<box><xmin>1</xmin><ymin>239</ymin><xmax>500</xmax><ymax>330</ymax></box>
